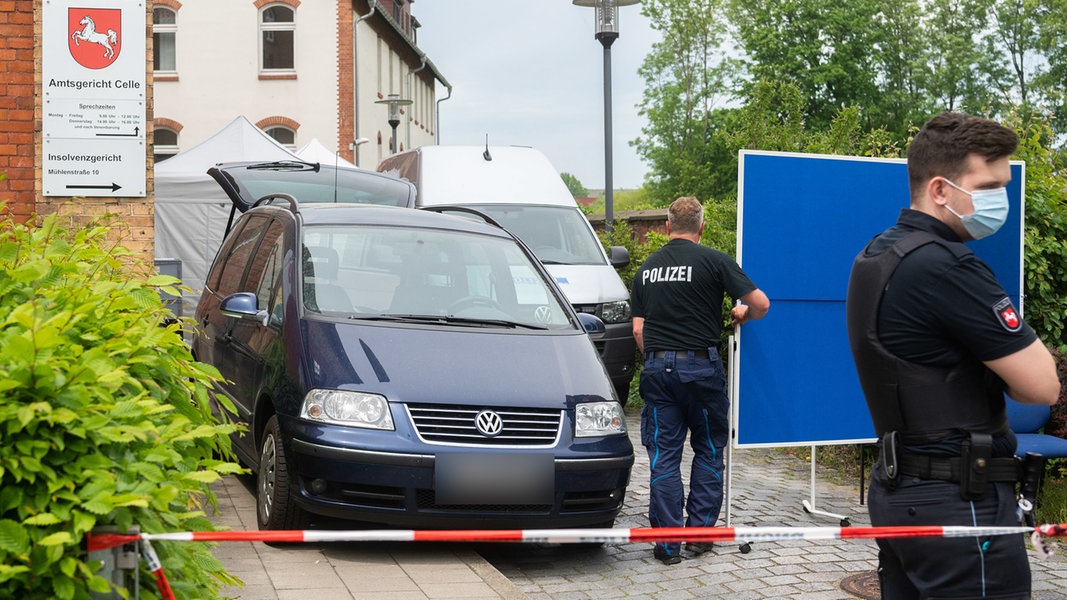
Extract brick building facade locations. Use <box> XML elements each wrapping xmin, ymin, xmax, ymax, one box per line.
<box><xmin>1</xmin><ymin>1</ymin><xmax>155</xmax><ymax>260</ymax></box>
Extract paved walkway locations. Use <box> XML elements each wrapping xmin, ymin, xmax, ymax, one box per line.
<box><xmin>208</xmin><ymin>413</ymin><xmax>1067</xmax><ymax>599</ymax></box>
<box><xmin>210</xmin><ymin>474</ymin><xmax>526</xmax><ymax>599</ymax></box>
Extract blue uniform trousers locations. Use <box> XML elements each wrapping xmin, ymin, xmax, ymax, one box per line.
<box><xmin>639</xmin><ymin>350</ymin><xmax>728</xmax><ymax>558</ymax></box>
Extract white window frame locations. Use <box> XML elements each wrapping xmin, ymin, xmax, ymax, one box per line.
<box><xmin>258</xmin><ymin>4</ymin><xmax>296</xmax><ymax>75</ymax></box>
<box><xmin>154</xmin><ymin>127</ymin><xmax>179</xmax><ymax>161</ymax></box>
<box><xmin>265</xmin><ymin>126</ymin><xmax>297</xmax><ymax>151</ymax></box>
<box><xmin>152</xmin><ymin>7</ymin><xmax>177</xmax><ymax>75</ymax></box>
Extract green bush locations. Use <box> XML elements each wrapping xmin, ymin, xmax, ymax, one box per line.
<box><xmin>0</xmin><ymin>207</ymin><xmax>243</xmax><ymax>599</ymax></box>
<box><xmin>1005</xmin><ymin>111</ymin><xmax>1067</xmax><ymax>353</ymax></box>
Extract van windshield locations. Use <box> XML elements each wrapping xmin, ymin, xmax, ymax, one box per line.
<box><xmin>464</xmin><ymin>205</ymin><xmax>606</xmax><ymax>266</ymax></box>
<box><xmin>300</xmin><ymin>225</ymin><xmax>575</xmax><ymax>329</ymax></box>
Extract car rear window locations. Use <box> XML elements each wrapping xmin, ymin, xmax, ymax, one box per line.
<box><xmin>230</xmin><ymin>166</ymin><xmax>413</xmax><ymax>208</ymax></box>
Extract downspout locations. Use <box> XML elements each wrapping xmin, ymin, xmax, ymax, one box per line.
<box><xmin>352</xmin><ymin>0</ymin><xmax>376</xmax><ymax>167</ymax></box>
<box><xmin>406</xmin><ymin>55</ymin><xmax>427</xmax><ymax>151</ymax></box>
<box><xmin>435</xmin><ymin>84</ymin><xmax>452</xmax><ymax>145</ymax></box>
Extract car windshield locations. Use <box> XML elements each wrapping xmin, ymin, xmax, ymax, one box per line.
<box><xmin>462</xmin><ymin>205</ymin><xmax>606</xmax><ymax>266</ymax></box>
<box><xmin>300</xmin><ymin>225</ymin><xmax>575</xmax><ymax>329</ymax></box>
<box><xmin>224</xmin><ymin>163</ymin><xmax>413</xmax><ymax>208</ymax></box>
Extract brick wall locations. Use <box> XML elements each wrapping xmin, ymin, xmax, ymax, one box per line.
<box><xmin>0</xmin><ymin>0</ymin><xmax>37</xmax><ymax>223</ymax></box>
<box><xmin>2</xmin><ymin>1</ymin><xmax>154</xmax><ymax>262</ymax></box>
<box><xmin>336</xmin><ymin>0</ymin><xmax>354</xmax><ymax>163</ymax></box>
<box><xmin>587</xmin><ymin>209</ymin><xmax>669</xmax><ymax>244</ymax></box>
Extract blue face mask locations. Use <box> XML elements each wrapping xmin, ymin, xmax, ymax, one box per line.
<box><xmin>942</xmin><ymin>179</ymin><xmax>1010</xmax><ymax>240</ymax></box>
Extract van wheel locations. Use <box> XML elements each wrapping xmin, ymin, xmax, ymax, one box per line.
<box><xmin>257</xmin><ymin>416</ymin><xmax>309</xmax><ymax>531</ymax></box>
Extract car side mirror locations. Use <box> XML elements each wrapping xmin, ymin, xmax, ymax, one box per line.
<box><xmin>576</xmin><ymin>312</ymin><xmax>605</xmax><ymax>335</ymax></box>
<box><xmin>608</xmin><ymin>246</ymin><xmax>630</xmax><ymax>269</ymax></box>
<box><xmin>221</xmin><ymin>292</ymin><xmax>270</xmax><ymax>326</ymax></box>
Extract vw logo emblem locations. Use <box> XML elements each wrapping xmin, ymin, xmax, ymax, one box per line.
<box><xmin>474</xmin><ymin>410</ymin><xmax>503</xmax><ymax>437</ymax></box>
<box><xmin>533</xmin><ymin>305</ymin><xmax>552</xmax><ymax>323</ymax></box>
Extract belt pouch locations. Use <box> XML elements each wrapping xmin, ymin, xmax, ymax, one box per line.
<box><xmin>879</xmin><ymin>431</ymin><xmax>899</xmax><ymax>489</ymax></box>
<box><xmin>959</xmin><ymin>432</ymin><xmax>993</xmax><ymax>500</ymax></box>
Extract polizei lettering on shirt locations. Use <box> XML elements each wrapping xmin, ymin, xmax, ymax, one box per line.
<box><xmin>642</xmin><ymin>265</ymin><xmax>693</xmax><ymax>284</ymax></box>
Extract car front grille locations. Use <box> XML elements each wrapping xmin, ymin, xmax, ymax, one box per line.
<box><xmin>405</xmin><ymin>404</ymin><xmax>562</xmax><ymax>447</ymax></box>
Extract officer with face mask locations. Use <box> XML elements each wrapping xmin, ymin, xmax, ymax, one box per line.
<box><xmin>846</xmin><ymin>112</ymin><xmax>1060</xmax><ymax>599</ymax></box>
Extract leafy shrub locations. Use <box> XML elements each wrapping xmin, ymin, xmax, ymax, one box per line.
<box><xmin>1043</xmin><ymin>346</ymin><xmax>1067</xmax><ymax>439</ymax></box>
<box><xmin>0</xmin><ymin>206</ymin><xmax>242</xmax><ymax>599</ymax></box>
<box><xmin>1005</xmin><ymin>112</ymin><xmax>1067</xmax><ymax>353</ymax></box>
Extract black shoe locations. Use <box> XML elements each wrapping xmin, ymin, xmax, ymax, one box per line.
<box><xmin>653</xmin><ymin>547</ymin><xmax>682</xmax><ymax>565</ymax></box>
<box><xmin>685</xmin><ymin>541</ymin><xmax>714</xmax><ymax>556</ymax></box>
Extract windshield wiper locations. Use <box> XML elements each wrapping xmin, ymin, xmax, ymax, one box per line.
<box><xmin>245</xmin><ymin>161</ymin><xmax>320</xmax><ymax>172</ymax></box>
<box><xmin>351</xmin><ymin>313</ymin><xmax>547</xmax><ymax>330</ymax></box>
<box><xmin>440</xmin><ymin>316</ymin><xmax>548</xmax><ymax>330</ymax></box>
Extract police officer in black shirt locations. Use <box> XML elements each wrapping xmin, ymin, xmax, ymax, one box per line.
<box><xmin>631</xmin><ymin>196</ymin><xmax>769</xmax><ymax>565</ymax></box>
<box><xmin>846</xmin><ymin>112</ymin><xmax>1060</xmax><ymax>598</ymax></box>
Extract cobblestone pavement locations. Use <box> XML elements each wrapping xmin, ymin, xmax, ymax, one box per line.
<box><xmin>475</xmin><ymin>412</ymin><xmax>1067</xmax><ymax>599</ymax></box>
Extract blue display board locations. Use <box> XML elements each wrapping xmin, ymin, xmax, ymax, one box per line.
<box><xmin>734</xmin><ymin>151</ymin><xmax>1024</xmax><ymax>447</ymax></box>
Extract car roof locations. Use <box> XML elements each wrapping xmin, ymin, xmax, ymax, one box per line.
<box><xmin>262</xmin><ymin>203</ymin><xmax>515</xmax><ymax>239</ymax></box>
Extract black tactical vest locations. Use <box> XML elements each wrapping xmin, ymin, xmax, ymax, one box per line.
<box><xmin>846</xmin><ymin>231</ymin><xmax>1008</xmax><ymax>444</ymax></box>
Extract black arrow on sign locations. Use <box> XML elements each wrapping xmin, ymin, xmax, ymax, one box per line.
<box><xmin>66</xmin><ymin>183</ymin><xmax>122</xmax><ymax>192</ymax></box>
<box><xmin>97</xmin><ymin>126</ymin><xmax>141</xmax><ymax>138</ymax></box>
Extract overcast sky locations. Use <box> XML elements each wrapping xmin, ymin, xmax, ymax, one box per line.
<box><xmin>411</xmin><ymin>1</ymin><xmax>658</xmax><ymax>190</ymax></box>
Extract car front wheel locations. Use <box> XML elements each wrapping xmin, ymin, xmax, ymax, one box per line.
<box><xmin>257</xmin><ymin>415</ymin><xmax>309</xmax><ymax>530</ymax></box>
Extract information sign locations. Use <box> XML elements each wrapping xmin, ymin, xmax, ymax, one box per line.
<box><xmin>42</xmin><ymin>2</ymin><xmax>146</xmax><ymax>197</ymax></box>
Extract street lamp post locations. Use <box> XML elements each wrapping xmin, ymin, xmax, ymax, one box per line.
<box><xmin>375</xmin><ymin>93</ymin><xmax>413</xmax><ymax>154</ymax></box>
<box><xmin>573</xmin><ymin>0</ymin><xmax>638</xmax><ymax>233</ymax></box>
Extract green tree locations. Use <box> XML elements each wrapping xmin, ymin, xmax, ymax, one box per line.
<box><xmin>634</xmin><ymin>0</ymin><xmax>740</xmax><ymax>205</ymax></box>
<box><xmin>1030</xmin><ymin>0</ymin><xmax>1067</xmax><ymax>129</ymax></box>
<box><xmin>560</xmin><ymin>172</ymin><xmax>588</xmax><ymax>199</ymax></box>
<box><xmin>728</xmin><ymin>0</ymin><xmax>890</xmax><ymax>131</ymax></box>
<box><xmin>924</xmin><ymin>0</ymin><xmax>995</xmax><ymax>114</ymax></box>
<box><xmin>983</xmin><ymin>0</ymin><xmax>1045</xmax><ymax>108</ymax></box>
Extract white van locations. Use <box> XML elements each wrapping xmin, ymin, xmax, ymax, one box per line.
<box><xmin>378</xmin><ymin>145</ymin><xmax>636</xmax><ymax>401</ymax></box>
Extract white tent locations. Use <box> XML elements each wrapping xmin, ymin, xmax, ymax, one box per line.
<box><xmin>154</xmin><ymin>115</ymin><xmax>299</xmax><ymax>316</ymax></box>
<box><xmin>297</xmin><ymin>138</ymin><xmax>356</xmax><ymax>168</ymax></box>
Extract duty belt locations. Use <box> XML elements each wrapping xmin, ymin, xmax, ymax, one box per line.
<box><xmin>646</xmin><ymin>349</ymin><xmax>710</xmax><ymax>359</ymax></box>
<box><xmin>897</xmin><ymin>452</ymin><xmax>1021</xmax><ymax>483</ymax></box>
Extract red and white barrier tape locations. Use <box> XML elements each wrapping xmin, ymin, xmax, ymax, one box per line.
<box><xmin>88</xmin><ymin>523</ymin><xmax>1067</xmax><ymax>550</ymax></box>
<box><xmin>84</xmin><ymin>523</ymin><xmax>1065</xmax><ymax>597</ymax></box>
<box><xmin>140</xmin><ymin>538</ymin><xmax>176</xmax><ymax>600</ymax></box>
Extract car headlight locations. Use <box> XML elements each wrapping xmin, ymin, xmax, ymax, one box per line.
<box><xmin>575</xmin><ymin>401</ymin><xmax>627</xmax><ymax>437</ymax></box>
<box><xmin>599</xmin><ymin>300</ymin><xmax>631</xmax><ymax>324</ymax></box>
<box><xmin>300</xmin><ymin>389</ymin><xmax>394</xmax><ymax>430</ymax></box>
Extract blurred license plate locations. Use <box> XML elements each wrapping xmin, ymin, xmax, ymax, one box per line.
<box><xmin>435</xmin><ymin>453</ymin><xmax>554</xmax><ymax>505</ymax></box>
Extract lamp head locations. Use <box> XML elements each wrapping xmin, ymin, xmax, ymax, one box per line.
<box><xmin>573</xmin><ymin>0</ymin><xmax>639</xmax><ymax>41</ymax></box>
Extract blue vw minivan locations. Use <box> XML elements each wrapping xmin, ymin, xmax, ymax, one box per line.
<box><xmin>193</xmin><ymin>163</ymin><xmax>633</xmax><ymax>530</ymax></box>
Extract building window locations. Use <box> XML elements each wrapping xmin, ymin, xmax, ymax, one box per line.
<box><xmin>260</xmin><ymin>5</ymin><xmax>295</xmax><ymax>72</ymax></box>
<box><xmin>265</xmin><ymin>126</ymin><xmax>296</xmax><ymax>150</ymax></box>
<box><xmin>154</xmin><ymin>128</ymin><xmax>179</xmax><ymax>163</ymax></box>
<box><xmin>153</xmin><ymin>7</ymin><xmax>177</xmax><ymax>73</ymax></box>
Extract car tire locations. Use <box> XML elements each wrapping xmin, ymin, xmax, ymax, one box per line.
<box><xmin>257</xmin><ymin>415</ymin><xmax>310</xmax><ymax>531</ymax></box>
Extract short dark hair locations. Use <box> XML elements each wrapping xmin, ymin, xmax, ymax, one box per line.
<box><xmin>668</xmin><ymin>196</ymin><xmax>703</xmax><ymax>234</ymax></box>
<box><xmin>907</xmin><ymin>112</ymin><xmax>1018</xmax><ymax>200</ymax></box>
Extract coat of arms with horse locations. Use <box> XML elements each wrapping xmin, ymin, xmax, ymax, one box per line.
<box><xmin>69</xmin><ymin>8</ymin><xmax>121</xmax><ymax>69</ymax></box>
